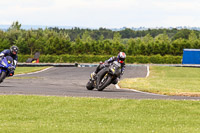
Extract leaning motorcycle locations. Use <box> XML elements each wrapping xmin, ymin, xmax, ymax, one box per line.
<box><xmin>0</xmin><ymin>56</ymin><xmax>15</xmax><ymax>83</ymax></box>
<box><xmin>86</xmin><ymin>61</ymin><xmax>121</xmax><ymax>91</ymax></box>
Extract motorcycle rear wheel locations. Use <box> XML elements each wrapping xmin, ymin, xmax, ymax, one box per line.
<box><xmin>86</xmin><ymin>80</ymin><xmax>95</xmax><ymax>90</ymax></box>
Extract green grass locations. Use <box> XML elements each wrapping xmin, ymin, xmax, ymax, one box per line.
<box><xmin>0</xmin><ymin>95</ymin><xmax>199</xmax><ymax>133</ymax></box>
<box><xmin>14</xmin><ymin>67</ymin><xmax>50</xmax><ymax>75</ymax></box>
<box><xmin>1</xmin><ymin>66</ymin><xmax>200</xmax><ymax>132</ymax></box>
<box><xmin>119</xmin><ymin>66</ymin><xmax>200</xmax><ymax>96</ymax></box>
<box><xmin>7</xmin><ymin>67</ymin><xmax>49</xmax><ymax>79</ymax></box>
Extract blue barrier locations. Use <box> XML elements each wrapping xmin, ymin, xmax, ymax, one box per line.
<box><xmin>182</xmin><ymin>49</ymin><xmax>200</xmax><ymax>64</ymax></box>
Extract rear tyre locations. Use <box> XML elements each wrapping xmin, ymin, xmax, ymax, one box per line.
<box><xmin>0</xmin><ymin>71</ymin><xmax>6</xmax><ymax>83</ymax></box>
<box><xmin>86</xmin><ymin>80</ymin><xmax>95</xmax><ymax>90</ymax></box>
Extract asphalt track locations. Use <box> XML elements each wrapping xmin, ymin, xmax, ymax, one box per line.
<box><xmin>0</xmin><ymin>66</ymin><xmax>200</xmax><ymax>100</ymax></box>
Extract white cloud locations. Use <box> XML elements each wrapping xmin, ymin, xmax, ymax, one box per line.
<box><xmin>163</xmin><ymin>16</ymin><xmax>200</xmax><ymax>27</ymax></box>
<box><xmin>53</xmin><ymin>0</ymin><xmax>139</xmax><ymax>9</ymax></box>
<box><xmin>153</xmin><ymin>0</ymin><xmax>200</xmax><ymax>11</ymax></box>
<box><xmin>0</xmin><ymin>0</ymin><xmax>54</xmax><ymax>7</ymax></box>
<box><xmin>0</xmin><ymin>0</ymin><xmax>200</xmax><ymax>28</ymax></box>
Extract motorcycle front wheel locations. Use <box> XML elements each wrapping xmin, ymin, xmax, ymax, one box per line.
<box><xmin>97</xmin><ymin>73</ymin><xmax>112</xmax><ymax>91</ymax></box>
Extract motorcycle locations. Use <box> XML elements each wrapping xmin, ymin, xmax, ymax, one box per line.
<box><xmin>0</xmin><ymin>56</ymin><xmax>15</xmax><ymax>83</ymax></box>
<box><xmin>86</xmin><ymin>61</ymin><xmax>121</xmax><ymax>91</ymax></box>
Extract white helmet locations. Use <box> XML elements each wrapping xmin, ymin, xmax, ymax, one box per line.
<box><xmin>117</xmin><ymin>52</ymin><xmax>126</xmax><ymax>63</ymax></box>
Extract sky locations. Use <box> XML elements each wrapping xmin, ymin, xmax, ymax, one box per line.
<box><xmin>0</xmin><ymin>0</ymin><xmax>200</xmax><ymax>28</ymax></box>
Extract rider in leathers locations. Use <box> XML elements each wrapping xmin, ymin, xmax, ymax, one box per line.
<box><xmin>91</xmin><ymin>52</ymin><xmax>126</xmax><ymax>84</ymax></box>
<box><xmin>0</xmin><ymin>45</ymin><xmax>19</xmax><ymax>76</ymax></box>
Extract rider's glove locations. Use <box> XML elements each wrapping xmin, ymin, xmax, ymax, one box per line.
<box><xmin>0</xmin><ymin>53</ymin><xmax>4</xmax><ymax>58</ymax></box>
<box><xmin>104</xmin><ymin>62</ymin><xmax>109</xmax><ymax>67</ymax></box>
<box><xmin>0</xmin><ymin>56</ymin><xmax>4</xmax><ymax>61</ymax></box>
<box><xmin>12</xmin><ymin>66</ymin><xmax>16</xmax><ymax>70</ymax></box>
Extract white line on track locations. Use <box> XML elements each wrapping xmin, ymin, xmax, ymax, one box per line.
<box><xmin>115</xmin><ymin>85</ymin><xmax>166</xmax><ymax>96</ymax></box>
<box><xmin>14</xmin><ymin>67</ymin><xmax>53</xmax><ymax>76</ymax></box>
<box><xmin>146</xmin><ymin>65</ymin><xmax>150</xmax><ymax>78</ymax></box>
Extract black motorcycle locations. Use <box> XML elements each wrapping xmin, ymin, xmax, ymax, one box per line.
<box><xmin>86</xmin><ymin>61</ymin><xmax>121</xmax><ymax>91</ymax></box>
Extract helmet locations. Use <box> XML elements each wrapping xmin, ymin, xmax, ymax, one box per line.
<box><xmin>10</xmin><ymin>45</ymin><xmax>19</xmax><ymax>55</ymax></box>
<box><xmin>117</xmin><ymin>52</ymin><xmax>126</xmax><ymax>63</ymax></box>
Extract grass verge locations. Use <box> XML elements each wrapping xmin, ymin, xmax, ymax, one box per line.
<box><xmin>6</xmin><ymin>67</ymin><xmax>49</xmax><ymax>79</ymax></box>
<box><xmin>14</xmin><ymin>67</ymin><xmax>50</xmax><ymax>75</ymax></box>
<box><xmin>0</xmin><ymin>95</ymin><xmax>200</xmax><ymax>133</ymax></box>
<box><xmin>119</xmin><ymin>66</ymin><xmax>200</xmax><ymax>96</ymax></box>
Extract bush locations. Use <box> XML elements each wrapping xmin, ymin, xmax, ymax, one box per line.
<box><xmin>18</xmin><ymin>54</ymin><xmax>182</xmax><ymax>64</ymax></box>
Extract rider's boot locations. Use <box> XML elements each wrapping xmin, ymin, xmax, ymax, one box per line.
<box><xmin>112</xmin><ymin>78</ymin><xmax>119</xmax><ymax>84</ymax></box>
<box><xmin>90</xmin><ymin>72</ymin><xmax>96</xmax><ymax>80</ymax></box>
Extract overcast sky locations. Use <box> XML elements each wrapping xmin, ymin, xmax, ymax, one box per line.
<box><xmin>0</xmin><ymin>0</ymin><xmax>200</xmax><ymax>28</ymax></box>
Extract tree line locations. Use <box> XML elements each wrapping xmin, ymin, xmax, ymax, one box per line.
<box><xmin>0</xmin><ymin>21</ymin><xmax>200</xmax><ymax>56</ymax></box>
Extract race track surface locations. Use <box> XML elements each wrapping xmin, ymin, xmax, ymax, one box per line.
<box><xmin>0</xmin><ymin>66</ymin><xmax>199</xmax><ymax>100</ymax></box>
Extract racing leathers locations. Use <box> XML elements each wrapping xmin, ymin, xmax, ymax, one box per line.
<box><xmin>0</xmin><ymin>49</ymin><xmax>18</xmax><ymax>75</ymax></box>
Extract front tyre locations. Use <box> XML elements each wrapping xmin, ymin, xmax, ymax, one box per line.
<box><xmin>0</xmin><ymin>71</ymin><xmax>6</xmax><ymax>83</ymax></box>
<box><xmin>97</xmin><ymin>75</ymin><xmax>112</xmax><ymax>91</ymax></box>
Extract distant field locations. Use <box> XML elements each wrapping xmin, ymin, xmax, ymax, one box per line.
<box><xmin>0</xmin><ymin>95</ymin><xmax>199</xmax><ymax>133</ymax></box>
<box><xmin>119</xmin><ymin>66</ymin><xmax>200</xmax><ymax>96</ymax></box>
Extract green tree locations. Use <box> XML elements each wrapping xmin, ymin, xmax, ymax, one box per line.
<box><xmin>113</xmin><ymin>32</ymin><xmax>121</xmax><ymax>43</ymax></box>
<box><xmin>8</xmin><ymin>21</ymin><xmax>21</xmax><ymax>31</ymax></box>
<box><xmin>172</xmin><ymin>29</ymin><xmax>191</xmax><ymax>40</ymax></box>
<box><xmin>189</xmin><ymin>31</ymin><xmax>197</xmax><ymax>40</ymax></box>
<box><xmin>154</xmin><ymin>32</ymin><xmax>171</xmax><ymax>55</ymax></box>
<box><xmin>81</xmin><ymin>31</ymin><xmax>92</xmax><ymax>43</ymax></box>
<box><xmin>142</xmin><ymin>34</ymin><xmax>153</xmax><ymax>44</ymax></box>
<box><xmin>25</xmin><ymin>30</ymin><xmax>37</xmax><ymax>55</ymax></box>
